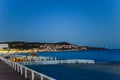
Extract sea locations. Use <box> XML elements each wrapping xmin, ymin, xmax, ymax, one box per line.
<box><xmin>18</xmin><ymin>49</ymin><xmax>120</xmax><ymax>80</ymax></box>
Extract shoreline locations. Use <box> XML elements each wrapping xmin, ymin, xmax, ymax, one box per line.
<box><xmin>0</xmin><ymin>49</ymin><xmax>108</xmax><ymax>54</ymax></box>
<box><xmin>0</xmin><ymin>50</ymin><xmax>81</xmax><ymax>54</ymax></box>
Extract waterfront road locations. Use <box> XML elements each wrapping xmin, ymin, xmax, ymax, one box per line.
<box><xmin>0</xmin><ymin>60</ymin><xmax>26</xmax><ymax>80</ymax></box>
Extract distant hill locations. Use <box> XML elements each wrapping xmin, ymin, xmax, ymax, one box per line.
<box><xmin>0</xmin><ymin>41</ymin><xmax>107</xmax><ymax>51</ymax></box>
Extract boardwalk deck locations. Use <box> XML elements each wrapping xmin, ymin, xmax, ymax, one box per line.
<box><xmin>0</xmin><ymin>60</ymin><xmax>26</xmax><ymax>80</ymax></box>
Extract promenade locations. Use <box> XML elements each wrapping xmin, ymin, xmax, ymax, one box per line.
<box><xmin>0</xmin><ymin>60</ymin><xmax>26</xmax><ymax>80</ymax></box>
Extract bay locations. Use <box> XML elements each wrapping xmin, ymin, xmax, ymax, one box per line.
<box><xmin>24</xmin><ymin>49</ymin><xmax>120</xmax><ymax>80</ymax></box>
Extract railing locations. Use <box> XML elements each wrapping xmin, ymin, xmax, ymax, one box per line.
<box><xmin>0</xmin><ymin>57</ymin><xmax>55</xmax><ymax>80</ymax></box>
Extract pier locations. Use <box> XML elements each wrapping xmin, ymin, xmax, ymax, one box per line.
<box><xmin>0</xmin><ymin>57</ymin><xmax>55</xmax><ymax>80</ymax></box>
<box><xmin>18</xmin><ymin>59</ymin><xmax>95</xmax><ymax>65</ymax></box>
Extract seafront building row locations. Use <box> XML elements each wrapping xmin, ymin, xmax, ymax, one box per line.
<box><xmin>0</xmin><ymin>42</ymin><xmax>87</xmax><ymax>54</ymax></box>
<box><xmin>0</xmin><ymin>41</ymin><xmax>106</xmax><ymax>54</ymax></box>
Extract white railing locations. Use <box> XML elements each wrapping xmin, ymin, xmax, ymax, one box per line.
<box><xmin>0</xmin><ymin>57</ymin><xmax>55</xmax><ymax>80</ymax></box>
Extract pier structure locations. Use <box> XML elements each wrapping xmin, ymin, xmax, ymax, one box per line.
<box><xmin>0</xmin><ymin>57</ymin><xmax>55</xmax><ymax>80</ymax></box>
<box><xmin>18</xmin><ymin>59</ymin><xmax>95</xmax><ymax>65</ymax></box>
<box><xmin>10</xmin><ymin>55</ymin><xmax>57</xmax><ymax>62</ymax></box>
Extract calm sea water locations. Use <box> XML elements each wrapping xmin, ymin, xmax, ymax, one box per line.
<box><xmin>20</xmin><ymin>49</ymin><xmax>120</xmax><ymax>63</ymax></box>
<box><xmin>24</xmin><ymin>49</ymin><xmax>120</xmax><ymax>80</ymax></box>
<box><xmin>27</xmin><ymin>64</ymin><xmax>120</xmax><ymax>80</ymax></box>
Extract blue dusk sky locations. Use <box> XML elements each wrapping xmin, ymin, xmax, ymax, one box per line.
<box><xmin>0</xmin><ymin>0</ymin><xmax>120</xmax><ymax>48</ymax></box>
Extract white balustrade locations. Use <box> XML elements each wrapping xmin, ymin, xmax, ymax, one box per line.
<box><xmin>0</xmin><ymin>56</ymin><xmax>95</xmax><ymax>80</ymax></box>
<box><xmin>0</xmin><ymin>57</ymin><xmax>55</xmax><ymax>80</ymax></box>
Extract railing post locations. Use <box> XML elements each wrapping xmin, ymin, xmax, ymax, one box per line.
<box><xmin>6</xmin><ymin>61</ymin><xmax>11</xmax><ymax>67</ymax></box>
<box><xmin>15</xmin><ymin>63</ymin><xmax>16</xmax><ymax>70</ymax></box>
<box><xmin>25</xmin><ymin>68</ymin><xmax>27</xmax><ymax>79</ymax></box>
<box><xmin>17</xmin><ymin>64</ymin><xmax>19</xmax><ymax>72</ymax></box>
<box><xmin>20</xmin><ymin>65</ymin><xmax>23</xmax><ymax>75</ymax></box>
<box><xmin>41</xmin><ymin>75</ymin><xmax>43</xmax><ymax>80</ymax></box>
<box><xmin>10</xmin><ymin>61</ymin><xmax>12</xmax><ymax>66</ymax></box>
<box><xmin>16</xmin><ymin>64</ymin><xmax>18</xmax><ymax>71</ymax></box>
<box><xmin>17</xmin><ymin>64</ymin><xmax>18</xmax><ymax>72</ymax></box>
<box><xmin>12</xmin><ymin>62</ymin><xmax>14</xmax><ymax>69</ymax></box>
<box><xmin>14</xmin><ymin>62</ymin><xmax>15</xmax><ymax>68</ymax></box>
<box><xmin>32</xmin><ymin>71</ymin><xmax>35</xmax><ymax>80</ymax></box>
<box><xmin>14</xmin><ymin>63</ymin><xmax>16</xmax><ymax>70</ymax></box>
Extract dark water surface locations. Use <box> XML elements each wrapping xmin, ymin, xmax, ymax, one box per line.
<box><xmin>24</xmin><ymin>49</ymin><xmax>120</xmax><ymax>80</ymax></box>
<box><xmin>20</xmin><ymin>49</ymin><xmax>120</xmax><ymax>62</ymax></box>
<box><xmin>27</xmin><ymin>64</ymin><xmax>120</xmax><ymax>80</ymax></box>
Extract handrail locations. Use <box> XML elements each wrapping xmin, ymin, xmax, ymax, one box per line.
<box><xmin>0</xmin><ymin>57</ymin><xmax>55</xmax><ymax>80</ymax></box>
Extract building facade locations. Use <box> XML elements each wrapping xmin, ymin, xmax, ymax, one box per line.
<box><xmin>0</xmin><ymin>44</ymin><xmax>9</xmax><ymax>49</ymax></box>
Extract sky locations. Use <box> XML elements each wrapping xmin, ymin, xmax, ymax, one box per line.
<box><xmin>0</xmin><ymin>0</ymin><xmax>120</xmax><ymax>48</ymax></box>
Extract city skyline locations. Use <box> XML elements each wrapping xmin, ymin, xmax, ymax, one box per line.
<box><xmin>0</xmin><ymin>0</ymin><xmax>120</xmax><ymax>49</ymax></box>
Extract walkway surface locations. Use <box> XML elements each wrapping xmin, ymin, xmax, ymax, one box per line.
<box><xmin>0</xmin><ymin>60</ymin><xmax>26</xmax><ymax>80</ymax></box>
